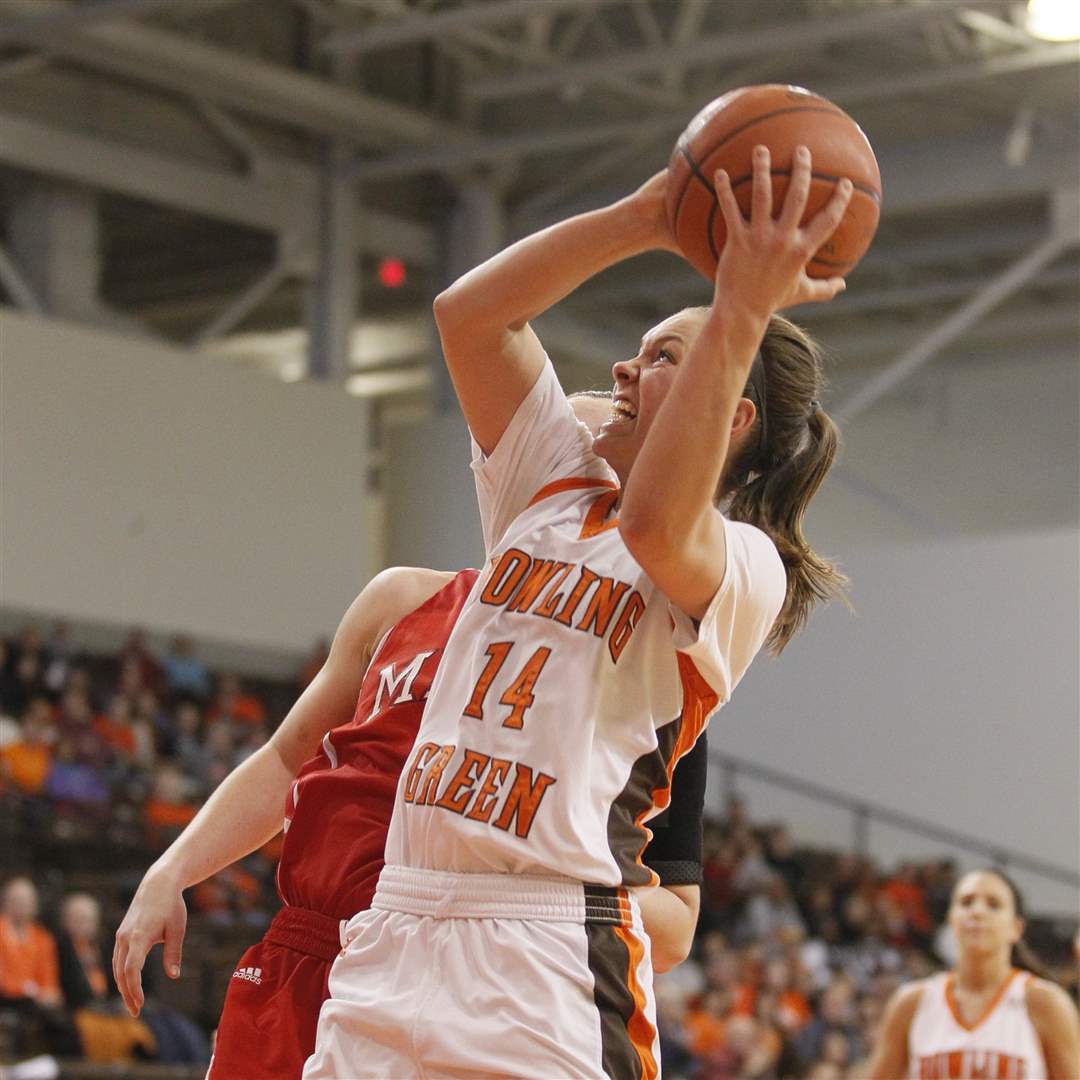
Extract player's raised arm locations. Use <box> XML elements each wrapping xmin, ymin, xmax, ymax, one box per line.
<box><xmin>112</xmin><ymin>567</ymin><xmax>443</xmax><ymax>1017</ymax></box>
<box><xmin>432</xmin><ymin>173</ymin><xmax>677</xmax><ymax>455</ymax></box>
<box><xmin>618</xmin><ymin>147</ymin><xmax>851</xmax><ymax>620</ymax></box>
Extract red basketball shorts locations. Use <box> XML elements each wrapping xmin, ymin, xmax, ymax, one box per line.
<box><xmin>208</xmin><ymin>906</ymin><xmax>342</xmax><ymax>1080</ymax></box>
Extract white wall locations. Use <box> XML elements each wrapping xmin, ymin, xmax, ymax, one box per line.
<box><xmin>709</xmin><ymin>527</ymin><xmax>1079</xmax><ymax>914</ymax></box>
<box><xmin>384</xmin><ymin>405</ymin><xmax>484</xmax><ymax>572</ymax></box>
<box><xmin>1</xmin><ymin>309</ymin><xmax>369</xmax><ymax>653</ymax></box>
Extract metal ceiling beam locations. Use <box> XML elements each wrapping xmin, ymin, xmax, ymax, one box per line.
<box><xmin>351</xmin><ymin>115</ymin><xmax>675</xmax><ymax>181</ymax></box>
<box><xmin>0</xmin><ymin>0</ymin><xmax>463</xmax><ymax>147</ymax></box>
<box><xmin>0</xmin><ymin>240</ymin><xmax>44</xmax><ymax>313</ymax></box>
<box><xmin>0</xmin><ymin>0</ymin><xmax>190</xmax><ymax>40</ymax></box>
<box><xmin>0</xmin><ymin>111</ymin><xmax>435</xmax><ymax>264</ymax></box>
<box><xmin>837</xmin><ymin>39</ymin><xmax>1079</xmax><ymax>106</ymax></box>
<box><xmin>322</xmin><ymin>0</ymin><xmax>615</xmax><ymax>54</ymax></box>
<box><xmin>353</xmin><ymin>43</ymin><xmax>1078</xmax><ymax>182</ymax></box>
<box><xmin>791</xmin><ymin>262</ymin><xmax>1077</xmax><ymax>321</ymax></box>
<box><xmin>835</xmin><ymin>230</ymin><xmax>1076</xmax><ymax>422</ymax></box>
<box><xmin>827</xmin><ymin>305</ymin><xmax>1079</xmax><ymax>365</ymax></box>
<box><xmin>466</xmin><ymin>1</ymin><xmax>991</xmax><ymax>102</ymax></box>
<box><xmin>579</xmin><ymin>222</ymin><xmax>1062</xmax><ymax>311</ymax></box>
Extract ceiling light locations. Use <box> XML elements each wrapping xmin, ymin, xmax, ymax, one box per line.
<box><xmin>1025</xmin><ymin>0</ymin><xmax>1080</xmax><ymax>41</ymax></box>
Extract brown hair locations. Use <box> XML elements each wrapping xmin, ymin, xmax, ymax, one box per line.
<box><xmin>712</xmin><ymin>311</ymin><xmax>848</xmax><ymax>654</ymax></box>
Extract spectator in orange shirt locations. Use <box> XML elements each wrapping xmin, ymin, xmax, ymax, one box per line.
<box><xmin>143</xmin><ymin>765</ymin><xmax>197</xmax><ymax>848</ymax></box>
<box><xmin>881</xmin><ymin>861</ymin><xmax>932</xmax><ymax>941</ymax></box>
<box><xmin>685</xmin><ymin>987</ymin><xmax>732</xmax><ymax>1058</ymax></box>
<box><xmin>94</xmin><ymin>694</ymin><xmax>137</xmax><ymax>757</ymax></box>
<box><xmin>205</xmin><ymin>672</ymin><xmax>265</xmax><ymax>728</ymax></box>
<box><xmin>0</xmin><ymin>876</ymin><xmax>60</xmax><ymax>1005</ymax></box>
<box><xmin>0</xmin><ymin>697</ymin><xmax>55</xmax><ymax>796</ymax></box>
<box><xmin>0</xmin><ymin>876</ymin><xmax>81</xmax><ymax>1056</ymax></box>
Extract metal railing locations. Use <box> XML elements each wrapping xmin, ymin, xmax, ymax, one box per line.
<box><xmin>710</xmin><ymin>749</ymin><xmax>1080</xmax><ymax>889</ymax></box>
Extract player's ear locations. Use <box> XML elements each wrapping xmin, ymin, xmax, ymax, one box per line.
<box><xmin>731</xmin><ymin>397</ymin><xmax>757</xmax><ymax>436</ymax></box>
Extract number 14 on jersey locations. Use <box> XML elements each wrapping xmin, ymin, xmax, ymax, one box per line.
<box><xmin>463</xmin><ymin>642</ymin><xmax>551</xmax><ymax>730</ymax></box>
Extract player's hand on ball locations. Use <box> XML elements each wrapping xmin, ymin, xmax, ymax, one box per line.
<box><xmin>628</xmin><ymin>169</ymin><xmax>682</xmax><ymax>255</ymax></box>
<box><xmin>112</xmin><ymin>868</ymin><xmax>188</xmax><ymax>1017</ymax></box>
<box><xmin>713</xmin><ymin>144</ymin><xmax>852</xmax><ymax>313</ymax></box>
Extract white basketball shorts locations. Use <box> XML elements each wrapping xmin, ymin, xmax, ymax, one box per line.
<box><xmin>302</xmin><ymin>866</ymin><xmax>659</xmax><ymax>1079</ymax></box>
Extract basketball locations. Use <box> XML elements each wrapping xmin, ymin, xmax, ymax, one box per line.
<box><xmin>665</xmin><ymin>84</ymin><xmax>882</xmax><ymax>281</ymax></box>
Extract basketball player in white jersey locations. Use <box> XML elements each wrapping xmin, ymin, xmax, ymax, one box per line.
<box><xmin>866</xmin><ymin>869</ymin><xmax>1079</xmax><ymax>1079</ymax></box>
<box><xmin>305</xmin><ymin>150</ymin><xmax>852</xmax><ymax>1078</ymax></box>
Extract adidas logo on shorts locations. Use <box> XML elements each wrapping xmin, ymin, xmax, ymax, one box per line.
<box><xmin>231</xmin><ymin>966</ymin><xmax>263</xmax><ymax>985</ymax></box>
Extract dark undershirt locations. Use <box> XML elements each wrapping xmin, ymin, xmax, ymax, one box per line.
<box><xmin>641</xmin><ymin>731</ymin><xmax>707</xmax><ymax>887</ymax></box>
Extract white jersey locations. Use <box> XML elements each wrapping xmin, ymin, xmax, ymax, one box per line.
<box><xmin>383</xmin><ymin>359</ymin><xmax>785</xmax><ymax>886</ymax></box>
<box><xmin>908</xmin><ymin>970</ymin><xmax>1047</xmax><ymax>1079</ymax></box>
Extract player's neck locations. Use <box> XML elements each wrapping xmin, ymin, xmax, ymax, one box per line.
<box><xmin>954</xmin><ymin>951</ymin><xmax>1013</xmax><ymax>995</ymax></box>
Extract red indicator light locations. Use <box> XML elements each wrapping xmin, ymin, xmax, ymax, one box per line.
<box><xmin>378</xmin><ymin>257</ymin><xmax>406</xmax><ymax>288</ymax></box>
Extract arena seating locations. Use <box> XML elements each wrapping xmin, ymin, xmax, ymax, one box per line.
<box><xmin>1</xmin><ymin>622</ymin><xmax>1075</xmax><ymax>1078</ymax></box>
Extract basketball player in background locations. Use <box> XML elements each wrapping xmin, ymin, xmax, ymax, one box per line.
<box><xmin>865</xmin><ymin>869</ymin><xmax>1079</xmax><ymax>1079</ymax></box>
<box><xmin>113</xmin><ymin>396</ymin><xmax>706</xmax><ymax>1079</ymax></box>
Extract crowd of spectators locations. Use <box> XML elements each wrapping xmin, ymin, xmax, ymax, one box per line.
<box><xmin>654</xmin><ymin>798</ymin><xmax>964</xmax><ymax>1079</ymax></box>
<box><xmin>0</xmin><ymin>621</ymin><xmax>1075</xmax><ymax>1075</ymax></box>
<box><xmin>0</xmin><ymin>621</ymin><xmax>296</xmax><ymax>1066</ymax></box>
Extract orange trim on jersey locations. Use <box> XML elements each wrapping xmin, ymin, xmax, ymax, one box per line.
<box><xmin>626</xmin><ymin>652</ymin><xmax>720</xmax><ymax>884</ymax></box>
<box><xmin>613</xmin><ymin>898</ymin><xmax>659</xmax><ymax>1080</ymax></box>
<box><xmin>944</xmin><ymin>969</ymin><xmax>1020</xmax><ymax>1032</ymax></box>
<box><xmin>580</xmin><ymin>489</ymin><xmax>621</xmax><ymax>540</ymax></box>
<box><xmin>654</xmin><ymin>654</ymin><xmax>719</xmax><ymax>812</ymax></box>
<box><xmin>526</xmin><ymin>476</ymin><xmax>617</xmax><ymax>510</ymax></box>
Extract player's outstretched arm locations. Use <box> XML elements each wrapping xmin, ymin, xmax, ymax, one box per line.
<box><xmin>1027</xmin><ymin>977</ymin><xmax>1080</xmax><ymax>1080</ymax></box>
<box><xmin>112</xmin><ymin>567</ymin><xmax>447</xmax><ymax>1017</ymax></box>
<box><xmin>619</xmin><ymin>148</ymin><xmax>851</xmax><ymax>619</ymax></box>
<box><xmin>635</xmin><ymin>884</ymin><xmax>700</xmax><ymax>973</ymax></box>
<box><xmin>433</xmin><ymin>174</ymin><xmax>677</xmax><ymax>456</ymax></box>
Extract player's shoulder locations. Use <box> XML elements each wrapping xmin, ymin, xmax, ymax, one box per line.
<box><xmin>368</xmin><ymin>565</ymin><xmax>457</xmax><ymax>598</ymax></box>
<box><xmin>719</xmin><ymin>517</ymin><xmax>786</xmax><ymax>614</ymax></box>
<box><xmin>364</xmin><ymin>567</ymin><xmax>459</xmax><ymax>620</ymax></box>
<box><xmin>886</xmin><ymin>978</ymin><xmax>931</xmax><ymax>1024</ymax></box>
<box><xmin>1024</xmin><ymin>975</ymin><xmax>1078</xmax><ymax>1021</ymax></box>
<box><xmin>337</xmin><ymin>568</ymin><xmax>459</xmax><ymax>651</ymax></box>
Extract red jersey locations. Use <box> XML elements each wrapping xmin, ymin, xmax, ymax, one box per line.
<box><xmin>276</xmin><ymin>570</ymin><xmax>479</xmax><ymax>920</ymax></box>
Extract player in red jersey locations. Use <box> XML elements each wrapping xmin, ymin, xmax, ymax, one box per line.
<box><xmin>114</xmin><ymin>566</ymin><xmax>706</xmax><ymax>1078</ymax></box>
<box><xmin>114</xmin><ymin>400</ymin><xmax>706</xmax><ymax>1078</ymax></box>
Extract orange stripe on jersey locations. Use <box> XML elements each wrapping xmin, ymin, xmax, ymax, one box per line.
<box><xmin>613</xmin><ymin>905</ymin><xmax>658</xmax><ymax>1080</ymax></box>
<box><xmin>580</xmin><ymin>489</ymin><xmax>621</xmax><ymax>540</ymax></box>
<box><xmin>944</xmin><ymin>969</ymin><xmax>1019</xmax><ymax>1032</ymax></box>
<box><xmin>653</xmin><ymin>653</ymin><xmax>719</xmax><ymax>813</ymax></box>
<box><xmin>526</xmin><ymin>476</ymin><xmax>617</xmax><ymax>510</ymax></box>
<box><xmin>622</xmin><ymin>654</ymin><xmax>720</xmax><ymax>885</ymax></box>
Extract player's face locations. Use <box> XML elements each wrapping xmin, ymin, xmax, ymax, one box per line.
<box><xmin>947</xmin><ymin>871</ymin><xmax>1023</xmax><ymax>957</ymax></box>
<box><xmin>592</xmin><ymin>308</ymin><xmax>708</xmax><ymax>479</ymax></box>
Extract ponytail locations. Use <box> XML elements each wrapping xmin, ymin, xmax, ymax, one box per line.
<box><xmin>723</xmin><ymin>315</ymin><xmax>848</xmax><ymax>654</ymax></box>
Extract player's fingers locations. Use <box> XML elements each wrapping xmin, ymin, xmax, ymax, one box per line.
<box><xmin>115</xmin><ymin>938</ymin><xmax>138</xmax><ymax>1016</ymax></box>
<box><xmin>162</xmin><ymin>909</ymin><xmax>187</xmax><ymax>981</ymax></box>
<box><xmin>802</xmin><ymin>177</ymin><xmax>852</xmax><ymax>251</ymax></box>
<box><xmin>750</xmin><ymin>144</ymin><xmax>772</xmax><ymax>224</ymax></box>
<box><xmin>713</xmin><ymin>169</ymin><xmax>746</xmax><ymax>240</ymax></box>
<box><xmin>123</xmin><ymin>938</ymin><xmax>150</xmax><ymax>1016</ymax></box>
<box><xmin>112</xmin><ymin>936</ymin><xmax>127</xmax><ymax>1005</ymax></box>
<box><xmin>800</xmin><ymin>275</ymin><xmax>847</xmax><ymax>304</ymax></box>
<box><xmin>778</xmin><ymin>145</ymin><xmax>812</xmax><ymax>231</ymax></box>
